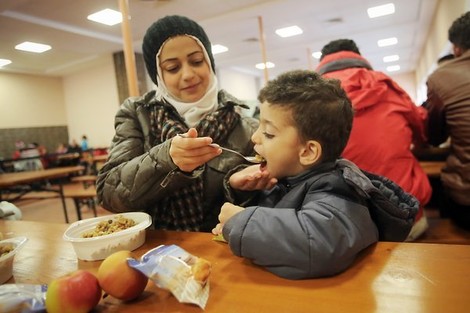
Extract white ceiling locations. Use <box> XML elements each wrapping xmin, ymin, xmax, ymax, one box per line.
<box><xmin>0</xmin><ymin>0</ymin><xmax>438</xmax><ymax>79</ymax></box>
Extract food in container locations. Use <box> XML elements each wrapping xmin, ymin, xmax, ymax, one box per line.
<box><xmin>63</xmin><ymin>212</ymin><xmax>152</xmax><ymax>261</ymax></box>
<box><xmin>0</xmin><ymin>237</ymin><xmax>28</xmax><ymax>284</ymax></box>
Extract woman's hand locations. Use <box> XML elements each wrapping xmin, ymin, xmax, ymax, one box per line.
<box><xmin>229</xmin><ymin>165</ymin><xmax>277</xmax><ymax>191</ymax></box>
<box><xmin>212</xmin><ymin>202</ymin><xmax>244</xmax><ymax>235</ymax></box>
<box><xmin>170</xmin><ymin>128</ymin><xmax>221</xmax><ymax>172</ymax></box>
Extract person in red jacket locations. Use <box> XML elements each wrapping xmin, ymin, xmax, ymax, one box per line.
<box><xmin>316</xmin><ymin>39</ymin><xmax>431</xmax><ymax>240</ymax></box>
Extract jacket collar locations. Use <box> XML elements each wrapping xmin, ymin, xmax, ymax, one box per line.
<box><xmin>316</xmin><ymin>51</ymin><xmax>373</xmax><ymax>75</ymax></box>
<box><xmin>280</xmin><ymin>161</ymin><xmax>337</xmax><ymax>188</ymax></box>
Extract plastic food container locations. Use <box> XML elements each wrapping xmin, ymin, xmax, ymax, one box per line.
<box><xmin>63</xmin><ymin>212</ymin><xmax>152</xmax><ymax>261</ymax></box>
<box><xmin>0</xmin><ymin>237</ymin><xmax>28</xmax><ymax>284</ymax></box>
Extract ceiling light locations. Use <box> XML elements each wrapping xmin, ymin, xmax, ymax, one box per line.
<box><xmin>275</xmin><ymin>26</ymin><xmax>303</xmax><ymax>38</ymax></box>
<box><xmin>0</xmin><ymin>59</ymin><xmax>12</xmax><ymax>67</ymax></box>
<box><xmin>212</xmin><ymin>44</ymin><xmax>228</xmax><ymax>55</ymax></box>
<box><xmin>377</xmin><ymin>37</ymin><xmax>398</xmax><ymax>47</ymax></box>
<box><xmin>367</xmin><ymin>3</ymin><xmax>395</xmax><ymax>18</ymax></box>
<box><xmin>15</xmin><ymin>41</ymin><xmax>51</xmax><ymax>53</ymax></box>
<box><xmin>386</xmin><ymin>65</ymin><xmax>400</xmax><ymax>72</ymax></box>
<box><xmin>312</xmin><ymin>51</ymin><xmax>322</xmax><ymax>59</ymax></box>
<box><xmin>383</xmin><ymin>55</ymin><xmax>400</xmax><ymax>62</ymax></box>
<box><xmin>87</xmin><ymin>9</ymin><xmax>122</xmax><ymax>26</ymax></box>
<box><xmin>255</xmin><ymin>62</ymin><xmax>275</xmax><ymax>69</ymax></box>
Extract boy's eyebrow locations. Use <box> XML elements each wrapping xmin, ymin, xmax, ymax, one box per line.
<box><xmin>260</xmin><ymin>118</ymin><xmax>280</xmax><ymax>131</ymax></box>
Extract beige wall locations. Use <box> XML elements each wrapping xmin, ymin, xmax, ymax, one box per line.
<box><xmin>416</xmin><ymin>0</ymin><xmax>469</xmax><ymax>101</ymax></box>
<box><xmin>0</xmin><ymin>72</ymin><xmax>66</xmax><ymax>128</ymax></box>
<box><xmin>389</xmin><ymin>72</ymin><xmax>418</xmax><ymax>103</ymax></box>
<box><xmin>63</xmin><ymin>54</ymin><xmax>120</xmax><ymax>148</ymax></box>
<box><xmin>218</xmin><ymin>68</ymin><xmax>260</xmax><ymax>102</ymax></box>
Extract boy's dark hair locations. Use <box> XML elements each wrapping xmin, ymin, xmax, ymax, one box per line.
<box><xmin>258</xmin><ymin>70</ymin><xmax>353</xmax><ymax>163</ymax></box>
<box><xmin>320</xmin><ymin>39</ymin><xmax>361</xmax><ymax>60</ymax></box>
<box><xmin>448</xmin><ymin>11</ymin><xmax>470</xmax><ymax>51</ymax></box>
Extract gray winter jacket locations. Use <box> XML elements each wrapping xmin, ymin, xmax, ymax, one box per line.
<box><xmin>223</xmin><ymin>159</ymin><xmax>418</xmax><ymax>279</ymax></box>
<box><xmin>96</xmin><ymin>90</ymin><xmax>258</xmax><ymax>231</ymax></box>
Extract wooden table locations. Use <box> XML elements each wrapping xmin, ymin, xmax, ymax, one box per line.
<box><xmin>90</xmin><ymin>154</ymin><xmax>108</xmax><ymax>174</ymax></box>
<box><xmin>419</xmin><ymin>161</ymin><xmax>446</xmax><ymax>178</ymax></box>
<box><xmin>0</xmin><ymin>166</ymin><xmax>84</xmax><ymax>223</ymax></box>
<box><xmin>2</xmin><ymin>220</ymin><xmax>469</xmax><ymax>313</ymax></box>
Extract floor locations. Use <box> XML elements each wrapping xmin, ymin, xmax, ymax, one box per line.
<box><xmin>13</xmin><ymin>197</ymin><xmax>112</xmax><ymax>224</ymax></box>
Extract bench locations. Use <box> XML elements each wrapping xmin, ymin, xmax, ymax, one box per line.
<box><xmin>414</xmin><ymin>218</ymin><xmax>470</xmax><ymax>245</ymax></box>
<box><xmin>71</xmin><ymin>175</ymin><xmax>97</xmax><ymax>188</ymax></box>
<box><xmin>62</xmin><ymin>183</ymin><xmax>98</xmax><ymax>220</ymax></box>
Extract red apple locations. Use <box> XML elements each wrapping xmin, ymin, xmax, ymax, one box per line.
<box><xmin>97</xmin><ymin>250</ymin><xmax>148</xmax><ymax>301</ymax></box>
<box><xmin>45</xmin><ymin>269</ymin><xmax>101</xmax><ymax>313</ymax></box>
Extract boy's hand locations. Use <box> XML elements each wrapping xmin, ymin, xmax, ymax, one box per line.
<box><xmin>212</xmin><ymin>202</ymin><xmax>245</xmax><ymax>235</ymax></box>
<box><xmin>229</xmin><ymin>164</ymin><xmax>277</xmax><ymax>191</ymax></box>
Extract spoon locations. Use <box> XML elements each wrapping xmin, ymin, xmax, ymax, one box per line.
<box><xmin>176</xmin><ymin>134</ymin><xmax>262</xmax><ymax>164</ymax></box>
<box><xmin>211</xmin><ymin>145</ymin><xmax>262</xmax><ymax>164</ymax></box>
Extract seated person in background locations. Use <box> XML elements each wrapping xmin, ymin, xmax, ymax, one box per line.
<box><xmin>14</xmin><ymin>143</ymin><xmax>44</xmax><ymax>171</ymax></box>
<box><xmin>213</xmin><ymin>70</ymin><xmax>418</xmax><ymax>280</ymax></box>
<box><xmin>81</xmin><ymin>135</ymin><xmax>89</xmax><ymax>152</ymax></box>
<box><xmin>55</xmin><ymin>143</ymin><xmax>68</xmax><ymax>154</ymax></box>
<box><xmin>425</xmin><ymin>12</ymin><xmax>470</xmax><ymax>229</ymax></box>
<box><xmin>316</xmin><ymin>39</ymin><xmax>431</xmax><ymax>240</ymax></box>
<box><xmin>96</xmin><ymin>15</ymin><xmax>257</xmax><ymax>232</ymax></box>
<box><xmin>67</xmin><ymin>140</ymin><xmax>82</xmax><ymax>154</ymax></box>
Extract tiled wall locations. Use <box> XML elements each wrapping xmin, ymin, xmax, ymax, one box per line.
<box><xmin>0</xmin><ymin>126</ymin><xmax>68</xmax><ymax>160</ymax></box>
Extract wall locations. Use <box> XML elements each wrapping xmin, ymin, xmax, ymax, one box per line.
<box><xmin>0</xmin><ymin>72</ymin><xmax>66</xmax><ymax>128</ymax></box>
<box><xmin>0</xmin><ymin>72</ymin><xmax>68</xmax><ymax>158</ymax></box>
<box><xmin>217</xmin><ymin>68</ymin><xmax>260</xmax><ymax>116</ymax></box>
<box><xmin>415</xmin><ymin>0</ymin><xmax>469</xmax><ymax>102</ymax></box>
<box><xmin>390</xmin><ymin>72</ymin><xmax>418</xmax><ymax>103</ymax></box>
<box><xmin>62</xmin><ymin>54</ymin><xmax>120</xmax><ymax>149</ymax></box>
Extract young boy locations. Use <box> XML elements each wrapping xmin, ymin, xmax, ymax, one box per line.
<box><xmin>213</xmin><ymin>70</ymin><xmax>418</xmax><ymax>280</ymax></box>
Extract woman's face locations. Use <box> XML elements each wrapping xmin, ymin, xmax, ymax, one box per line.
<box><xmin>158</xmin><ymin>35</ymin><xmax>211</xmax><ymax>102</ymax></box>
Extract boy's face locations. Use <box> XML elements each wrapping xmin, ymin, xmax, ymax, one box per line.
<box><xmin>251</xmin><ymin>101</ymin><xmax>307</xmax><ymax>179</ymax></box>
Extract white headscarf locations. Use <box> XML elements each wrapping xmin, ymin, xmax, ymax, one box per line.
<box><xmin>154</xmin><ymin>35</ymin><xmax>218</xmax><ymax>127</ymax></box>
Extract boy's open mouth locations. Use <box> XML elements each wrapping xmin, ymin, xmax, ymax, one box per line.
<box><xmin>256</xmin><ymin>154</ymin><xmax>267</xmax><ymax>170</ymax></box>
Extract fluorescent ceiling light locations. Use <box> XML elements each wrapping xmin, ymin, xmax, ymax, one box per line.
<box><xmin>386</xmin><ymin>65</ymin><xmax>400</xmax><ymax>72</ymax></box>
<box><xmin>0</xmin><ymin>59</ymin><xmax>12</xmax><ymax>67</ymax></box>
<box><xmin>15</xmin><ymin>41</ymin><xmax>51</xmax><ymax>53</ymax></box>
<box><xmin>212</xmin><ymin>44</ymin><xmax>228</xmax><ymax>55</ymax></box>
<box><xmin>312</xmin><ymin>51</ymin><xmax>322</xmax><ymax>59</ymax></box>
<box><xmin>87</xmin><ymin>9</ymin><xmax>122</xmax><ymax>26</ymax></box>
<box><xmin>275</xmin><ymin>26</ymin><xmax>303</xmax><ymax>38</ymax></box>
<box><xmin>383</xmin><ymin>55</ymin><xmax>400</xmax><ymax>62</ymax></box>
<box><xmin>377</xmin><ymin>37</ymin><xmax>398</xmax><ymax>47</ymax></box>
<box><xmin>367</xmin><ymin>3</ymin><xmax>395</xmax><ymax>18</ymax></box>
<box><xmin>256</xmin><ymin>62</ymin><xmax>275</xmax><ymax>69</ymax></box>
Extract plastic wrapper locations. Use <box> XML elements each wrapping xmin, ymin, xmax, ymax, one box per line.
<box><xmin>128</xmin><ymin>244</ymin><xmax>211</xmax><ymax>309</ymax></box>
<box><xmin>0</xmin><ymin>284</ymin><xmax>47</xmax><ymax>313</ymax></box>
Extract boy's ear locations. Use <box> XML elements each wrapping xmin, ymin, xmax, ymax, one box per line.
<box><xmin>299</xmin><ymin>140</ymin><xmax>322</xmax><ymax>166</ymax></box>
<box><xmin>452</xmin><ymin>45</ymin><xmax>463</xmax><ymax>57</ymax></box>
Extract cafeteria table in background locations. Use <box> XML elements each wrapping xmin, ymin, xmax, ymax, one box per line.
<box><xmin>0</xmin><ymin>166</ymin><xmax>84</xmax><ymax>223</ymax></box>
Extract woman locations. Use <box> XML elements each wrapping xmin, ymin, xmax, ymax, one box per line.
<box><xmin>96</xmin><ymin>15</ymin><xmax>258</xmax><ymax>232</ymax></box>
